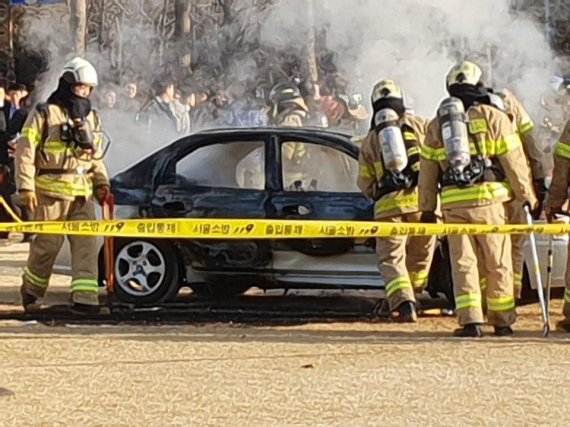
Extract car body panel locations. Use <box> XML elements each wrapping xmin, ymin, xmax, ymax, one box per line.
<box><xmin>52</xmin><ymin>127</ymin><xmax>567</xmax><ymax>294</ymax></box>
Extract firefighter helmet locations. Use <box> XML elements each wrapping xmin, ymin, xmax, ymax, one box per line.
<box><xmin>446</xmin><ymin>61</ymin><xmax>483</xmax><ymax>88</ymax></box>
<box><xmin>371</xmin><ymin>79</ymin><xmax>403</xmax><ymax>104</ymax></box>
<box><xmin>269</xmin><ymin>82</ymin><xmax>302</xmax><ymax>104</ymax></box>
<box><xmin>61</xmin><ymin>57</ymin><xmax>99</xmax><ymax>87</ymax></box>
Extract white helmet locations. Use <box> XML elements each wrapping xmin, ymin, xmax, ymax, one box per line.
<box><xmin>61</xmin><ymin>57</ymin><xmax>98</xmax><ymax>87</ymax></box>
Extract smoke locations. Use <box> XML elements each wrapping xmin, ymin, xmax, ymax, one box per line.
<box><xmin>13</xmin><ymin>0</ymin><xmax>567</xmax><ymax>177</ymax></box>
<box><xmin>262</xmin><ymin>0</ymin><xmax>562</xmax><ymax>120</ymax></box>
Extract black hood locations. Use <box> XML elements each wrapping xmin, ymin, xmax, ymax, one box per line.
<box><xmin>47</xmin><ymin>78</ymin><xmax>92</xmax><ymax>120</ymax></box>
<box><xmin>370</xmin><ymin>98</ymin><xmax>406</xmax><ymax>130</ymax></box>
<box><xmin>448</xmin><ymin>83</ymin><xmax>490</xmax><ymax>110</ymax></box>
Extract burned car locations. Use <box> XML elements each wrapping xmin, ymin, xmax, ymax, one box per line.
<box><xmin>98</xmin><ymin>127</ymin><xmax>455</xmax><ymax>305</ymax></box>
<box><xmin>49</xmin><ymin>126</ymin><xmax>566</xmax><ymax>306</ymax></box>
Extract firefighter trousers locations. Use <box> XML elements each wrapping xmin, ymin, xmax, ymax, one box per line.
<box><xmin>376</xmin><ymin>211</ymin><xmax>436</xmax><ymax>311</ymax></box>
<box><xmin>444</xmin><ymin>203</ymin><xmax>515</xmax><ymax>327</ymax></box>
<box><xmin>21</xmin><ymin>193</ymin><xmax>99</xmax><ymax>306</ymax></box>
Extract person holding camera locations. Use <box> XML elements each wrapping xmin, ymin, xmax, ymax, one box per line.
<box><xmin>14</xmin><ymin>57</ymin><xmax>111</xmax><ymax>314</ymax></box>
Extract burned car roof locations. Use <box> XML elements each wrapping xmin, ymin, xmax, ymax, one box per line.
<box><xmin>110</xmin><ymin>126</ymin><xmax>362</xmax><ymax>205</ymax></box>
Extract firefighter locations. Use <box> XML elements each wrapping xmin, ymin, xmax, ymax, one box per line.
<box><xmin>489</xmin><ymin>88</ymin><xmax>546</xmax><ymax>299</ymax></box>
<box><xmin>14</xmin><ymin>57</ymin><xmax>111</xmax><ymax>314</ymax></box>
<box><xmin>419</xmin><ymin>61</ymin><xmax>538</xmax><ymax>337</ymax></box>
<box><xmin>269</xmin><ymin>82</ymin><xmax>309</xmax><ymax>127</ymax></box>
<box><xmin>269</xmin><ymin>82</ymin><xmax>311</xmax><ymax>190</ymax></box>
<box><xmin>357</xmin><ymin>79</ymin><xmax>435</xmax><ymax>322</ymax></box>
<box><xmin>545</xmin><ymin>120</ymin><xmax>570</xmax><ymax>332</ymax></box>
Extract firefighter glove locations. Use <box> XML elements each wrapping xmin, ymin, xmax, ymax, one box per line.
<box><xmin>94</xmin><ymin>185</ymin><xmax>112</xmax><ymax>205</ymax></box>
<box><xmin>532</xmin><ymin>178</ymin><xmax>547</xmax><ymax>220</ymax></box>
<box><xmin>18</xmin><ymin>190</ymin><xmax>37</xmax><ymax>212</ymax></box>
<box><xmin>523</xmin><ymin>199</ymin><xmax>541</xmax><ymax>220</ymax></box>
<box><xmin>420</xmin><ymin>211</ymin><xmax>438</xmax><ymax>224</ymax></box>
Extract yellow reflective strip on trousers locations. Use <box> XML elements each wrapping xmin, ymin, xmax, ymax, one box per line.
<box><xmin>24</xmin><ymin>266</ymin><xmax>49</xmax><ymax>288</ymax></box>
<box><xmin>385</xmin><ymin>277</ymin><xmax>413</xmax><ymax>298</ymax></box>
<box><xmin>375</xmin><ymin>191</ymin><xmax>419</xmax><ymax>215</ymax></box>
<box><xmin>441</xmin><ymin>182</ymin><xmax>512</xmax><ymax>206</ymax></box>
<box><xmin>565</xmin><ymin>289</ymin><xmax>570</xmax><ymax>304</ymax></box>
<box><xmin>554</xmin><ymin>142</ymin><xmax>570</xmax><ymax>160</ymax></box>
<box><xmin>479</xmin><ymin>278</ymin><xmax>488</xmax><ymax>290</ymax></box>
<box><xmin>514</xmin><ymin>273</ymin><xmax>523</xmax><ymax>288</ymax></box>
<box><xmin>359</xmin><ymin>165</ymin><xmax>374</xmax><ymax>178</ymax></box>
<box><xmin>487</xmin><ymin>296</ymin><xmax>515</xmax><ymax>312</ymax></box>
<box><xmin>519</xmin><ymin>120</ymin><xmax>534</xmax><ymax>135</ymax></box>
<box><xmin>410</xmin><ymin>271</ymin><xmax>429</xmax><ymax>288</ymax></box>
<box><xmin>455</xmin><ymin>293</ymin><xmax>481</xmax><ymax>310</ymax></box>
<box><xmin>403</xmin><ymin>131</ymin><xmax>417</xmax><ymax>141</ymax></box>
<box><xmin>21</xmin><ymin>127</ymin><xmax>40</xmax><ymax>146</ymax></box>
<box><xmin>71</xmin><ymin>279</ymin><xmax>99</xmax><ymax>293</ymax></box>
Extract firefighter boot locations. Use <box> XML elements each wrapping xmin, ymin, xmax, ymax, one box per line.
<box><xmin>557</xmin><ymin>318</ymin><xmax>570</xmax><ymax>333</ymax></box>
<box><xmin>19</xmin><ymin>285</ymin><xmax>37</xmax><ymax>311</ymax></box>
<box><xmin>391</xmin><ymin>301</ymin><xmax>417</xmax><ymax>323</ymax></box>
<box><xmin>453</xmin><ymin>323</ymin><xmax>484</xmax><ymax>338</ymax></box>
<box><xmin>70</xmin><ymin>302</ymin><xmax>101</xmax><ymax>316</ymax></box>
<box><xmin>494</xmin><ymin>326</ymin><xmax>514</xmax><ymax>336</ymax></box>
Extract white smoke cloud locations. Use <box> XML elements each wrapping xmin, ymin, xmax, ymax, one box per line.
<box><xmin>13</xmin><ymin>0</ymin><xmax>568</xmax><ymax>176</ymax></box>
<box><xmin>260</xmin><ymin>0</ymin><xmax>561</xmax><ymax>120</ymax></box>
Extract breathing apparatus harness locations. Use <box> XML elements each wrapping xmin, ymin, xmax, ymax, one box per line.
<box><xmin>36</xmin><ymin>103</ymin><xmax>111</xmax><ymax>171</ymax></box>
<box><xmin>373</xmin><ymin>107</ymin><xmax>418</xmax><ymax>199</ymax></box>
<box><xmin>438</xmin><ymin>95</ymin><xmax>504</xmax><ymax>189</ymax></box>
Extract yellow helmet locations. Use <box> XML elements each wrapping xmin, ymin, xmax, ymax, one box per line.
<box><xmin>371</xmin><ymin>79</ymin><xmax>403</xmax><ymax>104</ymax></box>
<box><xmin>445</xmin><ymin>61</ymin><xmax>483</xmax><ymax>87</ymax></box>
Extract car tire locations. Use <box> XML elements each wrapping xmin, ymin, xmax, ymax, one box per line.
<box><xmin>99</xmin><ymin>238</ymin><xmax>181</xmax><ymax>305</ymax></box>
<box><xmin>189</xmin><ymin>278</ymin><xmax>250</xmax><ymax>299</ymax></box>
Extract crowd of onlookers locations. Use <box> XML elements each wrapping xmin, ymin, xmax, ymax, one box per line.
<box><xmin>94</xmin><ymin>72</ymin><xmax>371</xmax><ymax>138</ymax></box>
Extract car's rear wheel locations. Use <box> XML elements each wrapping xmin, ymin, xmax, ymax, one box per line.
<box><xmin>102</xmin><ymin>239</ymin><xmax>181</xmax><ymax>305</ymax></box>
<box><xmin>189</xmin><ymin>278</ymin><xmax>250</xmax><ymax>299</ymax></box>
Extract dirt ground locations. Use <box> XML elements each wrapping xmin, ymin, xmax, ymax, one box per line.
<box><xmin>1</xmin><ymin>241</ymin><xmax>570</xmax><ymax>427</ymax></box>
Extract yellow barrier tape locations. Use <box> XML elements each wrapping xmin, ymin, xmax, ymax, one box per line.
<box><xmin>0</xmin><ymin>217</ymin><xmax>568</xmax><ymax>239</ymax></box>
<box><xmin>0</xmin><ymin>198</ymin><xmax>568</xmax><ymax>239</ymax></box>
<box><xmin>0</xmin><ymin>196</ymin><xmax>23</xmax><ymax>224</ymax></box>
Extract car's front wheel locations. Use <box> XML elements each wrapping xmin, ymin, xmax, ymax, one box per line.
<box><xmin>100</xmin><ymin>239</ymin><xmax>181</xmax><ymax>305</ymax></box>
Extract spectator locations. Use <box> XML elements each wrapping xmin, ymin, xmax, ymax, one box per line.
<box><xmin>135</xmin><ymin>78</ymin><xmax>179</xmax><ymax>135</ymax></box>
<box><xmin>170</xmin><ymin>88</ymin><xmax>192</xmax><ymax>135</ymax></box>
<box><xmin>103</xmin><ymin>88</ymin><xmax>118</xmax><ymax>110</ymax></box>
<box><xmin>0</xmin><ymin>83</ymin><xmax>31</xmax><ymax>241</ymax></box>
<box><xmin>120</xmin><ymin>80</ymin><xmax>142</xmax><ymax>113</ymax></box>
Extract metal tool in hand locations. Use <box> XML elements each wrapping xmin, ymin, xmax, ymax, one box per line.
<box><xmin>524</xmin><ymin>205</ymin><xmax>550</xmax><ymax>337</ymax></box>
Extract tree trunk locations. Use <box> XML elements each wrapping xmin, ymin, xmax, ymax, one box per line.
<box><xmin>175</xmin><ymin>0</ymin><xmax>193</xmax><ymax>72</ymax></box>
<box><xmin>69</xmin><ymin>0</ymin><xmax>87</xmax><ymax>56</ymax></box>
<box><xmin>306</xmin><ymin>0</ymin><xmax>318</xmax><ymax>84</ymax></box>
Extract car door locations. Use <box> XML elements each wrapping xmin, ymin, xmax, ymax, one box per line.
<box><xmin>268</xmin><ymin>133</ymin><xmax>380</xmax><ymax>288</ymax></box>
<box><xmin>149</xmin><ymin>135</ymin><xmax>273</xmax><ymax>273</ymax></box>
